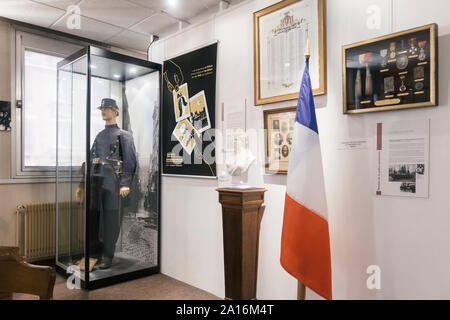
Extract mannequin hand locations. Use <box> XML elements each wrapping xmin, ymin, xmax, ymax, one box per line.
<box><xmin>120</xmin><ymin>186</ymin><xmax>130</xmax><ymax>198</ymax></box>
<box><xmin>75</xmin><ymin>187</ymin><xmax>84</xmax><ymax>203</ymax></box>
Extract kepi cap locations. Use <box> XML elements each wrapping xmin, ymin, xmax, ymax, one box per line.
<box><xmin>98</xmin><ymin>98</ymin><xmax>118</xmax><ymax>110</ymax></box>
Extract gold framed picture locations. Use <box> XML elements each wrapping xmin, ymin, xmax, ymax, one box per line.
<box><xmin>264</xmin><ymin>107</ymin><xmax>297</xmax><ymax>174</ymax></box>
<box><xmin>253</xmin><ymin>0</ymin><xmax>326</xmax><ymax>106</ymax></box>
<box><xmin>342</xmin><ymin>23</ymin><xmax>438</xmax><ymax>114</ymax></box>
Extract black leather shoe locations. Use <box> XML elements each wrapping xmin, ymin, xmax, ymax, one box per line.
<box><xmin>98</xmin><ymin>256</ymin><xmax>113</xmax><ymax>269</ymax></box>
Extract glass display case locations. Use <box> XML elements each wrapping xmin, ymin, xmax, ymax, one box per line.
<box><xmin>55</xmin><ymin>46</ymin><xmax>161</xmax><ymax>289</ymax></box>
<box><xmin>342</xmin><ymin>24</ymin><xmax>437</xmax><ymax>114</ymax></box>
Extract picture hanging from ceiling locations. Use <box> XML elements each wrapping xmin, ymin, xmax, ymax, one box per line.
<box><xmin>253</xmin><ymin>0</ymin><xmax>326</xmax><ymax>105</ymax></box>
<box><xmin>162</xmin><ymin>42</ymin><xmax>217</xmax><ymax>178</ymax></box>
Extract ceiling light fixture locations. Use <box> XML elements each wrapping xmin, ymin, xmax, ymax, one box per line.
<box><xmin>113</xmin><ymin>74</ymin><xmax>120</xmax><ymax>78</ymax></box>
<box><xmin>168</xmin><ymin>0</ymin><xmax>177</xmax><ymax>7</ymax></box>
<box><xmin>130</xmin><ymin>68</ymin><xmax>137</xmax><ymax>73</ymax></box>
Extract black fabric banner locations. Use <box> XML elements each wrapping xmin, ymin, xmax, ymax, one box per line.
<box><xmin>162</xmin><ymin>43</ymin><xmax>217</xmax><ymax>177</ymax></box>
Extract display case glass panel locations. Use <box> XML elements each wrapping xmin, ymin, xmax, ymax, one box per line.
<box><xmin>56</xmin><ymin>47</ymin><xmax>161</xmax><ymax>288</ymax></box>
<box><xmin>342</xmin><ymin>24</ymin><xmax>437</xmax><ymax>114</ymax></box>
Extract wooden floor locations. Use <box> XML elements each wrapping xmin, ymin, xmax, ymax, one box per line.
<box><xmin>14</xmin><ymin>273</ymin><xmax>221</xmax><ymax>300</ymax></box>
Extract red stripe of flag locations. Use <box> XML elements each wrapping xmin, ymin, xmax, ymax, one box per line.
<box><xmin>280</xmin><ymin>193</ymin><xmax>332</xmax><ymax>300</ymax></box>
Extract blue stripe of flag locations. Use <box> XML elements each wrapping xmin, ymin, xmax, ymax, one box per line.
<box><xmin>295</xmin><ymin>59</ymin><xmax>318</xmax><ymax>134</ymax></box>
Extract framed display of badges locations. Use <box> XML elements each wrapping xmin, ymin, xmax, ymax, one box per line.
<box><xmin>263</xmin><ymin>107</ymin><xmax>296</xmax><ymax>174</ymax></box>
<box><xmin>342</xmin><ymin>24</ymin><xmax>438</xmax><ymax>114</ymax></box>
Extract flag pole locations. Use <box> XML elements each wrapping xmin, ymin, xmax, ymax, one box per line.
<box><xmin>298</xmin><ymin>282</ymin><xmax>306</xmax><ymax>300</ymax></box>
<box><xmin>305</xmin><ymin>38</ymin><xmax>311</xmax><ymax>60</ymax></box>
<box><xmin>297</xmin><ymin>37</ymin><xmax>310</xmax><ymax>301</ymax></box>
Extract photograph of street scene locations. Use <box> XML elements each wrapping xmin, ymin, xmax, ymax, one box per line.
<box><xmin>389</xmin><ymin>164</ymin><xmax>417</xmax><ymax>182</ymax></box>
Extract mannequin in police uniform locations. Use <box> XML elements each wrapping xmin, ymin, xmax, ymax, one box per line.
<box><xmin>76</xmin><ymin>98</ymin><xmax>137</xmax><ymax>270</ymax></box>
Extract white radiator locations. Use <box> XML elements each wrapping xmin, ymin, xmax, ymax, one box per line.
<box><xmin>16</xmin><ymin>202</ymin><xmax>84</xmax><ymax>261</ymax></box>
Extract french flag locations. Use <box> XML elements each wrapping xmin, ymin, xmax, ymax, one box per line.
<box><xmin>280</xmin><ymin>58</ymin><xmax>332</xmax><ymax>300</ymax></box>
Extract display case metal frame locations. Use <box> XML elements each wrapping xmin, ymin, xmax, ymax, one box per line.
<box><xmin>55</xmin><ymin>46</ymin><xmax>162</xmax><ymax>290</ymax></box>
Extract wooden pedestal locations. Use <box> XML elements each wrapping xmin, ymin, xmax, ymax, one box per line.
<box><xmin>217</xmin><ymin>188</ymin><xmax>267</xmax><ymax>300</ymax></box>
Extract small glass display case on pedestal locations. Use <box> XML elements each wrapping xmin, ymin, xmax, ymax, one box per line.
<box><xmin>56</xmin><ymin>47</ymin><xmax>161</xmax><ymax>289</ymax></box>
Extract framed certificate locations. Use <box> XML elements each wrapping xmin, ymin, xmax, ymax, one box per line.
<box><xmin>343</xmin><ymin>24</ymin><xmax>438</xmax><ymax>114</ymax></box>
<box><xmin>254</xmin><ymin>0</ymin><xmax>326</xmax><ymax>106</ymax></box>
<box><xmin>264</xmin><ymin>107</ymin><xmax>297</xmax><ymax>174</ymax></box>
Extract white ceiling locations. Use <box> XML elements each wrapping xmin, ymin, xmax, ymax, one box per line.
<box><xmin>0</xmin><ymin>0</ymin><xmax>245</xmax><ymax>52</ymax></box>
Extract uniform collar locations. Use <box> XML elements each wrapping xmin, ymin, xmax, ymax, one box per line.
<box><xmin>105</xmin><ymin>124</ymin><xmax>119</xmax><ymax>129</ymax></box>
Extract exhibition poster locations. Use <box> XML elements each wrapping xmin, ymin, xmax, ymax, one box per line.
<box><xmin>375</xmin><ymin>119</ymin><xmax>429</xmax><ymax>198</ymax></box>
<box><xmin>162</xmin><ymin>43</ymin><xmax>217</xmax><ymax>177</ymax></box>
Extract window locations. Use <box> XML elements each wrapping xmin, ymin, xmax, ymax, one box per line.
<box><xmin>56</xmin><ymin>66</ymin><xmax>113</xmax><ymax>168</ymax></box>
<box><xmin>23</xmin><ymin>50</ymin><xmax>62</xmax><ymax>168</ymax></box>
<box><xmin>12</xmin><ymin>30</ymin><xmax>83</xmax><ymax>179</ymax></box>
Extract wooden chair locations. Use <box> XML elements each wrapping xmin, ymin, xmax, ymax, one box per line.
<box><xmin>0</xmin><ymin>247</ymin><xmax>56</xmax><ymax>300</ymax></box>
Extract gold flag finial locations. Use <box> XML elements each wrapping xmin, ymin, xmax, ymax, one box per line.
<box><xmin>305</xmin><ymin>38</ymin><xmax>310</xmax><ymax>60</ymax></box>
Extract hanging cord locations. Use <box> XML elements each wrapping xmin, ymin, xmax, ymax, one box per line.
<box><xmin>147</xmin><ymin>35</ymin><xmax>160</xmax><ymax>61</ymax></box>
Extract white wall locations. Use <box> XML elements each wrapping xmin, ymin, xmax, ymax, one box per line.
<box><xmin>152</xmin><ymin>0</ymin><xmax>450</xmax><ymax>299</ymax></box>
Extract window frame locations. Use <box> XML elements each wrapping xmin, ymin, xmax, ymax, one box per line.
<box><xmin>11</xmin><ymin>29</ymin><xmax>83</xmax><ymax>180</ymax></box>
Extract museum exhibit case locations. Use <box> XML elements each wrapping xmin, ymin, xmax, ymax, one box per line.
<box><xmin>55</xmin><ymin>46</ymin><xmax>161</xmax><ymax>289</ymax></box>
<box><xmin>342</xmin><ymin>24</ymin><xmax>438</xmax><ymax>114</ymax></box>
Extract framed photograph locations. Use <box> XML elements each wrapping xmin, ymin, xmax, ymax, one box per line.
<box><xmin>264</xmin><ymin>107</ymin><xmax>297</xmax><ymax>174</ymax></box>
<box><xmin>253</xmin><ymin>0</ymin><xmax>326</xmax><ymax>106</ymax></box>
<box><xmin>189</xmin><ymin>90</ymin><xmax>211</xmax><ymax>133</ymax></box>
<box><xmin>172</xmin><ymin>119</ymin><xmax>198</xmax><ymax>156</ymax></box>
<box><xmin>343</xmin><ymin>23</ymin><xmax>438</xmax><ymax>114</ymax></box>
<box><xmin>172</xmin><ymin>82</ymin><xmax>191</xmax><ymax>122</ymax></box>
<box><xmin>0</xmin><ymin>101</ymin><xmax>11</xmax><ymax>131</ymax></box>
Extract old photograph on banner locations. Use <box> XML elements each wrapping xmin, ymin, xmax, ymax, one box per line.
<box><xmin>162</xmin><ymin>43</ymin><xmax>217</xmax><ymax>177</ymax></box>
<box><xmin>375</xmin><ymin>119</ymin><xmax>430</xmax><ymax>198</ymax></box>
